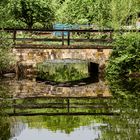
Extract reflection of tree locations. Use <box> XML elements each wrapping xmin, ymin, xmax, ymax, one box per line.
<box><xmin>20</xmin><ymin>115</ymin><xmax>104</xmax><ymax>134</ymax></box>
<box><xmin>100</xmin><ymin>77</ymin><xmax>140</xmax><ymax>140</ymax></box>
<box><xmin>0</xmin><ymin>80</ymin><xmax>25</xmax><ymax>140</ymax></box>
<box><xmin>108</xmin><ymin>77</ymin><xmax>140</xmax><ymax>99</ymax></box>
<box><xmin>0</xmin><ymin>80</ymin><xmax>11</xmax><ymax>140</ymax></box>
<box><xmin>0</xmin><ymin>116</ymin><xmax>10</xmax><ymax>140</ymax></box>
<box><xmin>10</xmin><ymin>120</ymin><xmax>26</xmax><ymax>139</ymax></box>
<box><xmin>37</xmin><ymin>61</ymin><xmax>88</xmax><ymax>82</ymax></box>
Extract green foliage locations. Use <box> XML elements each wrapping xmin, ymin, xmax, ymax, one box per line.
<box><xmin>56</xmin><ymin>0</ymin><xmax>110</xmax><ymax>26</ymax></box>
<box><xmin>0</xmin><ymin>0</ymin><xmax>139</xmax><ymax>29</ymax></box>
<box><xmin>0</xmin><ymin>31</ymin><xmax>15</xmax><ymax>74</ymax></box>
<box><xmin>109</xmin><ymin>0</ymin><xmax>139</xmax><ymax>29</ymax></box>
<box><xmin>56</xmin><ymin>0</ymin><xmax>139</xmax><ymax>29</ymax></box>
<box><xmin>106</xmin><ymin>32</ymin><xmax>140</xmax><ymax>78</ymax></box>
<box><xmin>0</xmin><ymin>1</ymin><xmax>10</xmax><ymax>28</ymax></box>
<box><xmin>10</xmin><ymin>0</ymin><xmax>55</xmax><ymax>29</ymax></box>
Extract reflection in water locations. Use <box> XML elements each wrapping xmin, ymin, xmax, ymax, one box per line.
<box><xmin>10</xmin><ymin>121</ymin><xmax>104</xmax><ymax>140</ymax></box>
<box><xmin>3</xmin><ymin>77</ymin><xmax>110</xmax><ymax>98</ymax></box>
<box><xmin>0</xmin><ymin>115</ymin><xmax>11</xmax><ymax>140</ymax></box>
<box><xmin>37</xmin><ymin>59</ymin><xmax>89</xmax><ymax>82</ymax></box>
<box><xmin>101</xmin><ymin>77</ymin><xmax>140</xmax><ymax>140</ymax></box>
<box><xmin>0</xmin><ymin>77</ymin><xmax>140</xmax><ymax>140</ymax></box>
<box><xmin>0</xmin><ymin>81</ymin><xmax>11</xmax><ymax>140</ymax></box>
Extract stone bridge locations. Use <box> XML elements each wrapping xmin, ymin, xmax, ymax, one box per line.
<box><xmin>13</xmin><ymin>48</ymin><xmax>112</xmax><ymax>73</ymax></box>
<box><xmin>1</xmin><ymin>28</ymin><xmax>114</xmax><ymax>73</ymax></box>
<box><xmin>4</xmin><ymin>28</ymin><xmax>138</xmax><ymax>73</ymax></box>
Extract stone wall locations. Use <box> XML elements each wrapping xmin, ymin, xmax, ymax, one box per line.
<box><xmin>9</xmin><ymin>79</ymin><xmax>111</xmax><ymax>98</ymax></box>
<box><xmin>13</xmin><ymin>48</ymin><xmax>112</xmax><ymax>72</ymax></box>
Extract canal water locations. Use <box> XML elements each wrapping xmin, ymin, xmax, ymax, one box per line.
<box><xmin>0</xmin><ymin>76</ymin><xmax>140</xmax><ymax>140</ymax></box>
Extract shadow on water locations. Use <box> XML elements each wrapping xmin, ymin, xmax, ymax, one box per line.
<box><xmin>0</xmin><ymin>76</ymin><xmax>140</xmax><ymax>140</ymax></box>
<box><xmin>36</xmin><ymin>75</ymin><xmax>99</xmax><ymax>87</ymax></box>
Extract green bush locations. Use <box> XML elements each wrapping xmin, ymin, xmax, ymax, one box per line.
<box><xmin>0</xmin><ymin>31</ymin><xmax>15</xmax><ymax>75</ymax></box>
<box><xmin>106</xmin><ymin>32</ymin><xmax>140</xmax><ymax>78</ymax></box>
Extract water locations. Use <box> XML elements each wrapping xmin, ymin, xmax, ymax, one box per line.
<box><xmin>36</xmin><ymin>59</ymin><xmax>89</xmax><ymax>82</ymax></box>
<box><xmin>0</xmin><ymin>76</ymin><xmax>140</xmax><ymax>140</ymax></box>
<box><xmin>10</xmin><ymin>121</ymin><xmax>104</xmax><ymax>140</ymax></box>
<box><xmin>42</xmin><ymin>59</ymin><xmax>88</xmax><ymax>64</ymax></box>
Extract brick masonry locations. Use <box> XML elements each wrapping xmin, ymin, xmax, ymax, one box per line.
<box><xmin>9</xmin><ymin>79</ymin><xmax>111</xmax><ymax>98</ymax></box>
<box><xmin>13</xmin><ymin>48</ymin><xmax>112</xmax><ymax>73</ymax></box>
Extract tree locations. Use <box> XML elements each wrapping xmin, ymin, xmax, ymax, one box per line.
<box><xmin>56</xmin><ymin>0</ymin><xmax>111</xmax><ymax>27</ymax></box>
<box><xmin>56</xmin><ymin>0</ymin><xmax>139</xmax><ymax>29</ymax></box>
<box><xmin>109</xmin><ymin>0</ymin><xmax>140</xmax><ymax>29</ymax></box>
<box><xmin>0</xmin><ymin>0</ymin><xmax>10</xmax><ymax>28</ymax></box>
<box><xmin>56</xmin><ymin>0</ymin><xmax>89</xmax><ymax>24</ymax></box>
<box><xmin>106</xmin><ymin>32</ymin><xmax>140</xmax><ymax>78</ymax></box>
<box><xmin>11</xmin><ymin>0</ymin><xmax>55</xmax><ymax>29</ymax></box>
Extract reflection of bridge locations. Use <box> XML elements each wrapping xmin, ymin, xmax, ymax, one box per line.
<box><xmin>2</xmin><ymin>96</ymin><xmax>119</xmax><ymax>116</ymax></box>
<box><xmin>1</xmin><ymin>78</ymin><xmax>116</xmax><ymax>116</ymax></box>
<box><xmin>8</xmin><ymin>79</ymin><xmax>111</xmax><ymax>97</ymax></box>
